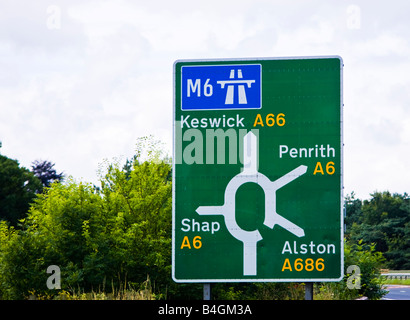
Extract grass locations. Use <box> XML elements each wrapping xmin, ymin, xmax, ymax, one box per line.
<box><xmin>28</xmin><ymin>270</ymin><xmax>409</xmax><ymax>300</ymax></box>
<box><xmin>380</xmin><ymin>270</ymin><xmax>410</xmax><ymax>285</ymax></box>
<box><xmin>59</xmin><ymin>277</ymin><xmax>155</xmax><ymax>300</ymax></box>
<box><xmin>55</xmin><ymin>288</ymin><xmax>154</xmax><ymax>300</ymax></box>
<box><xmin>29</xmin><ymin>276</ymin><xmax>156</xmax><ymax>300</ymax></box>
<box><xmin>382</xmin><ymin>278</ymin><xmax>410</xmax><ymax>285</ymax></box>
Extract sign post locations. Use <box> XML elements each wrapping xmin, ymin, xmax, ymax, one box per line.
<box><xmin>172</xmin><ymin>56</ymin><xmax>343</xmax><ymax>284</ymax></box>
<box><xmin>305</xmin><ymin>282</ymin><xmax>314</xmax><ymax>300</ymax></box>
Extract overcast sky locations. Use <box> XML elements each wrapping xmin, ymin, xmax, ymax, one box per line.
<box><xmin>0</xmin><ymin>0</ymin><xmax>409</xmax><ymax>200</ymax></box>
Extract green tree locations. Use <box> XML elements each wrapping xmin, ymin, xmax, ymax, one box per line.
<box><xmin>94</xmin><ymin>136</ymin><xmax>172</xmax><ymax>295</ymax></box>
<box><xmin>0</xmin><ymin>137</ymin><xmax>174</xmax><ymax>299</ymax></box>
<box><xmin>314</xmin><ymin>240</ymin><xmax>387</xmax><ymax>300</ymax></box>
<box><xmin>343</xmin><ymin>240</ymin><xmax>387</xmax><ymax>299</ymax></box>
<box><xmin>31</xmin><ymin>160</ymin><xmax>64</xmax><ymax>189</ymax></box>
<box><xmin>349</xmin><ymin>191</ymin><xmax>410</xmax><ymax>269</ymax></box>
<box><xmin>362</xmin><ymin>192</ymin><xmax>407</xmax><ymax>225</ymax></box>
<box><xmin>0</xmin><ymin>155</ymin><xmax>42</xmax><ymax>226</ymax></box>
<box><xmin>344</xmin><ymin>191</ymin><xmax>362</xmax><ymax>235</ymax></box>
<box><xmin>0</xmin><ymin>180</ymin><xmax>101</xmax><ymax>298</ymax></box>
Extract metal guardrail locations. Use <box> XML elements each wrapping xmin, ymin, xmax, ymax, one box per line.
<box><xmin>381</xmin><ymin>273</ymin><xmax>410</xmax><ymax>280</ymax></box>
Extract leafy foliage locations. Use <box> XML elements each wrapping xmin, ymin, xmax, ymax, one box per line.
<box><xmin>0</xmin><ymin>137</ymin><xmax>173</xmax><ymax>299</ymax></box>
<box><xmin>31</xmin><ymin>160</ymin><xmax>64</xmax><ymax>189</ymax></box>
<box><xmin>342</xmin><ymin>240</ymin><xmax>387</xmax><ymax>299</ymax></box>
<box><xmin>347</xmin><ymin>191</ymin><xmax>410</xmax><ymax>269</ymax></box>
<box><xmin>0</xmin><ymin>155</ymin><xmax>42</xmax><ymax>226</ymax></box>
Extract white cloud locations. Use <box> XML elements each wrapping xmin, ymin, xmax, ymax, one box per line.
<box><xmin>0</xmin><ymin>0</ymin><xmax>409</xmax><ymax>198</ymax></box>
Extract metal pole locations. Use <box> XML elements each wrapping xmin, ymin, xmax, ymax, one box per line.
<box><xmin>305</xmin><ymin>282</ymin><xmax>313</xmax><ymax>300</ymax></box>
<box><xmin>203</xmin><ymin>283</ymin><xmax>211</xmax><ymax>300</ymax></box>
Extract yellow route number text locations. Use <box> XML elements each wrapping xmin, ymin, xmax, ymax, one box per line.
<box><xmin>281</xmin><ymin>258</ymin><xmax>325</xmax><ymax>272</ymax></box>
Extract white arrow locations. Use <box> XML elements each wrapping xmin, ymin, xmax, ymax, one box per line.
<box><xmin>196</xmin><ymin>132</ymin><xmax>307</xmax><ymax>276</ymax></box>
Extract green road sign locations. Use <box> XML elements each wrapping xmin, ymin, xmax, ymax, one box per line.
<box><xmin>172</xmin><ymin>56</ymin><xmax>343</xmax><ymax>282</ymax></box>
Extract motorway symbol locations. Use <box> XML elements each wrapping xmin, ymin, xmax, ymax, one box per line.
<box><xmin>217</xmin><ymin>69</ymin><xmax>256</xmax><ymax>105</ymax></box>
<box><xmin>181</xmin><ymin>64</ymin><xmax>261</xmax><ymax>110</ymax></box>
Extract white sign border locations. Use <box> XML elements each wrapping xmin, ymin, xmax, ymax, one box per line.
<box><xmin>172</xmin><ymin>55</ymin><xmax>344</xmax><ymax>283</ymax></box>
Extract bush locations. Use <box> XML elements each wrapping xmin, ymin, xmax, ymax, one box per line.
<box><xmin>315</xmin><ymin>239</ymin><xmax>387</xmax><ymax>300</ymax></box>
<box><xmin>0</xmin><ymin>138</ymin><xmax>173</xmax><ymax>299</ymax></box>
